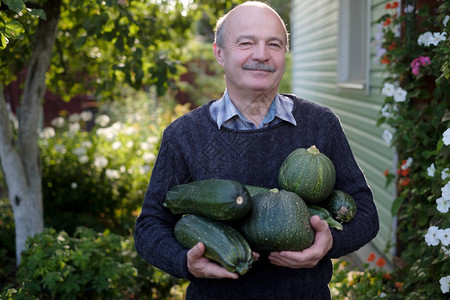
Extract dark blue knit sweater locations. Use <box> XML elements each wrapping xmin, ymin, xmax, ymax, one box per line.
<box><xmin>134</xmin><ymin>94</ymin><xmax>379</xmax><ymax>299</ymax></box>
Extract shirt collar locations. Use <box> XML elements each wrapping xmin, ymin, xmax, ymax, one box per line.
<box><xmin>210</xmin><ymin>90</ymin><xmax>297</xmax><ymax>129</ymax></box>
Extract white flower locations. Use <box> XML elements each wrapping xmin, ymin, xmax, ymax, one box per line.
<box><xmin>126</xmin><ymin>141</ymin><xmax>134</xmax><ymax>148</ymax></box>
<box><xmin>80</xmin><ymin>111</ymin><xmax>93</xmax><ymax>121</ymax></box>
<box><xmin>425</xmin><ymin>226</ymin><xmax>441</xmax><ymax>246</ymax></box>
<box><xmin>122</xmin><ymin>126</ymin><xmax>136</xmax><ymax>135</ymax></box>
<box><xmin>444</xmin><ymin>15</ymin><xmax>450</xmax><ymax>27</ymax></box>
<box><xmin>382</xmin><ymin>83</ymin><xmax>396</xmax><ymax>97</ymax></box>
<box><xmin>429</xmin><ymin>32</ymin><xmax>447</xmax><ymax>46</ymax></box>
<box><xmin>54</xmin><ymin>144</ymin><xmax>66</xmax><ymax>154</ymax></box>
<box><xmin>443</xmin><ymin>128</ymin><xmax>450</xmax><ymax>146</ymax></box>
<box><xmin>40</xmin><ymin>127</ymin><xmax>55</xmax><ymax>139</ymax></box>
<box><xmin>95</xmin><ymin>114</ymin><xmax>110</xmax><ymax>127</ymax></box>
<box><xmin>96</xmin><ymin>127</ymin><xmax>116</xmax><ymax>141</ymax></box>
<box><xmin>112</xmin><ymin>141</ymin><xmax>122</xmax><ymax>150</ymax></box>
<box><xmin>393</xmin><ymin>87</ymin><xmax>407</xmax><ymax>102</ymax></box>
<box><xmin>73</xmin><ymin>147</ymin><xmax>87</xmax><ymax>156</ymax></box>
<box><xmin>443</xmin><ymin>246</ymin><xmax>450</xmax><ymax>256</ymax></box>
<box><xmin>427</xmin><ymin>163</ymin><xmax>436</xmax><ymax>177</ymax></box>
<box><xmin>51</xmin><ymin>116</ymin><xmax>65</xmax><ymax>128</ymax></box>
<box><xmin>442</xmin><ymin>168</ymin><xmax>450</xmax><ymax>181</ymax></box>
<box><xmin>436</xmin><ymin>197</ymin><xmax>449</xmax><ymax>213</ymax></box>
<box><xmin>443</xmin><ymin>182</ymin><xmax>450</xmax><ymax>200</ymax></box>
<box><xmin>82</xmin><ymin>141</ymin><xmax>92</xmax><ymax>148</ymax></box>
<box><xmin>147</xmin><ymin>136</ymin><xmax>159</xmax><ymax>144</ymax></box>
<box><xmin>140</xmin><ymin>165</ymin><xmax>151</xmax><ymax>174</ymax></box>
<box><xmin>438</xmin><ymin>228</ymin><xmax>450</xmax><ymax>246</ymax></box>
<box><xmin>382</xmin><ymin>129</ymin><xmax>393</xmax><ymax>145</ymax></box>
<box><xmin>71</xmin><ymin>182</ymin><xmax>78</xmax><ymax>189</ymax></box>
<box><xmin>68</xmin><ymin>113</ymin><xmax>80</xmax><ymax>123</ymax></box>
<box><xmin>404</xmin><ymin>5</ymin><xmax>414</xmax><ymax>13</ymax></box>
<box><xmin>78</xmin><ymin>155</ymin><xmax>89</xmax><ymax>164</ymax></box>
<box><xmin>381</xmin><ymin>104</ymin><xmax>394</xmax><ymax>118</ymax></box>
<box><xmin>105</xmin><ymin>169</ymin><xmax>120</xmax><ymax>179</ymax></box>
<box><xmin>94</xmin><ymin>156</ymin><xmax>108</xmax><ymax>169</ymax></box>
<box><xmin>402</xmin><ymin>157</ymin><xmax>413</xmax><ymax>170</ymax></box>
<box><xmin>143</xmin><ymin>152</ymin><xmax>156</xmax><ymax>163</ymax></box>
<box><xmin>69</xmin><ymin>122</ymin><xmax>80</xmax><ymax>133</ymax></box>
<box><xmin>418</xmin><ymin>31</ymin><xmax>433</xmax><ymax>46</ymax></box>
<box><xmin>440</xmin><ymin>275</ymin><xmax>450</xmax><ymax>293</ymax></box>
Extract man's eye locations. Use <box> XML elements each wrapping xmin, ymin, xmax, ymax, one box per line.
<box><xmin>239</xmin><ymin>42</ymin><xmax>252</xmax><ymax>46</ymax></box>
<box><xmin>269</xmin><ymin>43</ymin><xmax>281</xmax><ymax>48</ymax></box>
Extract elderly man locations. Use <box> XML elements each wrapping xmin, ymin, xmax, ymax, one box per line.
<box><xmin>135</xmin><ymin>1</ymin><xmax>379</xmax><ymax>299</ymax></box>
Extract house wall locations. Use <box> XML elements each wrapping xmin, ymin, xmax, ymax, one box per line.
<box><xmin>290</xmin><ymin>0</ymin><xmax>396</xmax><ymax>262</ymax></box>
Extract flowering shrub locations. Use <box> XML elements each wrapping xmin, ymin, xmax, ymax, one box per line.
<box><xmin>330</xmin><ymin>253</ymin><xmax>403</xmax><ymax>299</ymax></box>
<box><xmin>39</xmin><ymin>91</ymin><xmax>190</xmax><ymax>235</ymax></box>
<box><xmin>375</xmin><ymin>1</ymin><xmax>449</xmax><ymax>297</ymax></box>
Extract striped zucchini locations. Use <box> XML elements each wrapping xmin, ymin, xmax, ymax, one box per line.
<box><xmin>164</xmin><ymin>179</ymin><xmax>251</xmax><ymax>221</ymax></box>
<box><xmin>174</xmin><ymin>214</ymin><xmax>254</xmax><ymax>275</ymax></box>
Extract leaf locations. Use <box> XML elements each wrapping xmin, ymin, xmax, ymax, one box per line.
<box><xmin>391</xmin><ymin>196</ymin><xmax>403</xmax><ymax>217</ymax></box>
<box><xmin>2</xmin><ymin>0</ymin><xmax>25</xmax><ymax>13</ymax></box>
<box><xmin>0</xmin><ymin>32</ymin><xmax>8</xmax><ymax>49</ymax></box>
<box><xmin>29</xmin><ymin>8</ymin><xmax>47</xmax><ymax>20</ymax></box>
<box><xmin>5</xmin><ymin>20</ymin><xmax>24</xmax><ymax>38</ymax></box>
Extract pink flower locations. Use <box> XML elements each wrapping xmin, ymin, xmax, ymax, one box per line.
<box><xmin>411</xmin><ymin>56</ymin><xmax>431</xmax><ymax>75</ymax></box>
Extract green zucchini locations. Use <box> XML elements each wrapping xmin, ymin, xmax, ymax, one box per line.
<box><xmin>243</xmin><ymin>185</ymin><xmax>271</xmax><ymax>197</ymax></box>
<box><xmin>174</xmin><ymin>214</ymin><xmax>254</xmax><ymax>275</ymax></box>
<box><xmin>308</xmin><ymin>205</ymin><xmax>343</xmax><ymax>230</ymax></box>
<box><xmin>164</xmin><ymin>179</ymin><xmax>251</xmax><ymax>221</ymax></box>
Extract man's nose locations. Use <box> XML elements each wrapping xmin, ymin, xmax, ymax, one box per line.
<box><xmin>252</xmin><ymin>43</ymin><xmax>269</xmax><ymax>61</ymax></box>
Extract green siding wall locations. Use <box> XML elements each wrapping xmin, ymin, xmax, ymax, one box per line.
<box><xmin>290</xmin><ymin>0</ymin><xmax>396</xmax><ymax>258</ymax></box>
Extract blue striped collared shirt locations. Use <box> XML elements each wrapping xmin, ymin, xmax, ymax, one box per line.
<box><xmin>209</xmin><ymin>91</ymin><xmax>297</xmax><ymax>130</ymax></box>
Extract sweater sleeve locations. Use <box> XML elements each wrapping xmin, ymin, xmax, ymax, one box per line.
<box><xmin>316</xmin><ymin>109</ymin><xmax>379</xmax><ymax>258</ymax></box>
<box><xmin>134</xmin><ymin>128</ymin><xmax>195</xmax><ymax>280</ymax></box>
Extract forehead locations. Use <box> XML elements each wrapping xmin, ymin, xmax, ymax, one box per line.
<box><xmin>226</xmin><ymin>6</ymin><xmax>286</xmax><ymax>44</ymax></box>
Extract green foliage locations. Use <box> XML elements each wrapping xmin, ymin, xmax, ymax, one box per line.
<box><xmin>1</xmin><ymin>227</ymin><xmax>186</xmax><ymax>299</ymax></box>
<box><xmin>0</xmin><ymin>195</ymin><xmax>16</xmax><ymax>288</ymax></box>
<box><xmin>0</xmin><ymin>0</ymin><xmax>197</xmax><ymax>98</ymax></box>
<box><xmin>40</xmin><ymin>89</ymin><xmax>190</xmax><ymax>235</ymax></box>
<box><xmin>330</xmin><ymin>255</ymin><xmax>403</xmax><ymax>299</ymax></box>
<box><xmin>375</xmin><ymin>1</ymin><xmax>450</xmax><ymax>297</ymax></box>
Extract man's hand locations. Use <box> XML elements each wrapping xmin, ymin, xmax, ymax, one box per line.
<box><xmin>268</xmin><ymin>215</ymin><xmax>333</xmax><ymax>268</ymax></box>
<box><xmin>187</xmin><ymin>242</ymin><xmax>239</xmax><ymax>279</ymax></box>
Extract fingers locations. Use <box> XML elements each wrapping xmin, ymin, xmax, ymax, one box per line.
<box><xmin>268</xmin><ymin>216</ymin><xmax>333</xmax><ymax>269</ymax></box>
<box><xmin>187</xmin><ymin>242</ymin><xmax>239</xmax><ymax>279</ymax></box>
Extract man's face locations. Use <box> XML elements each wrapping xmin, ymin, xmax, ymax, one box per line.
<box><xmin>214</xmin><ymin>6</ymin><xmax>287</xmax><ymax>97</ymax></box>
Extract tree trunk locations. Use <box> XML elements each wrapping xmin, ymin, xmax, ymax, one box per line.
<box><xmin>0</xmin><ymin>0</ymin><xmax>62</xmax><ymax>263</ymax></box>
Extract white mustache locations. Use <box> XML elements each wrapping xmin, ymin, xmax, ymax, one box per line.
<box><xmin>243</xmin><ymin>63</ymin><xmax>276</xmax><ymax>72</ymax></box>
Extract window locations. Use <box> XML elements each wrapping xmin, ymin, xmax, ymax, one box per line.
<box><xmin>337</xmin><ymin>0</ymin><xmax>370</xmax><ymax>91</ymax></box>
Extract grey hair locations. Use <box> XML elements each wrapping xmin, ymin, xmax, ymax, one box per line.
<box><xmin>214</xmin><ymin>1</ymin><xmax>290</xmax><ymax>51</ymax></box>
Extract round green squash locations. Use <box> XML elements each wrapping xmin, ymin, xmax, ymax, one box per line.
<box><xmin>239</xmin><ymin>189</ymin><xmax>314</xmax><ymax>253</ymax></box>
<box><xmin>278</xmin><ymin>145</ymin><xmax>336</xmax><ymax>204</ymax></box>
<box><xmin>326</xmin><ymin>190</ymin><xmax>356</xmax><ymax>223</ymax></box>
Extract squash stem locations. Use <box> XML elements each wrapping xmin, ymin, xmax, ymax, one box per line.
<box><xmin>307</xmin><ymin>145</ymin><xmax>320</xmax><ymax>155</ymax></box>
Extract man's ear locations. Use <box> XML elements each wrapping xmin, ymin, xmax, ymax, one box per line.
<box><xmin>213</xmin><ymin>43</ymin><xmax>225</xmax><ymax>67</ymax></box>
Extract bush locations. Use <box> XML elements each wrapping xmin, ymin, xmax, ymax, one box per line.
<box><xmin>1</xmin><ymin>227</ymin><xmax>186</xmax><ymax>299</ymax></box>
<box><xmin>0</xmin><ymin>196</ymin><xmax>16</xmax><ymax>289</ymax></box>
<box><xmin>40</xmin><ymin>90</ymin><xmax>190</xmax><ymax>235</ymax></box>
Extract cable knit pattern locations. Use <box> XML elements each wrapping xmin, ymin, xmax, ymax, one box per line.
<box><xmin>134</xmin><ymin>94</ymin><xmax>379</xmax><ymax>299</ymax></box>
